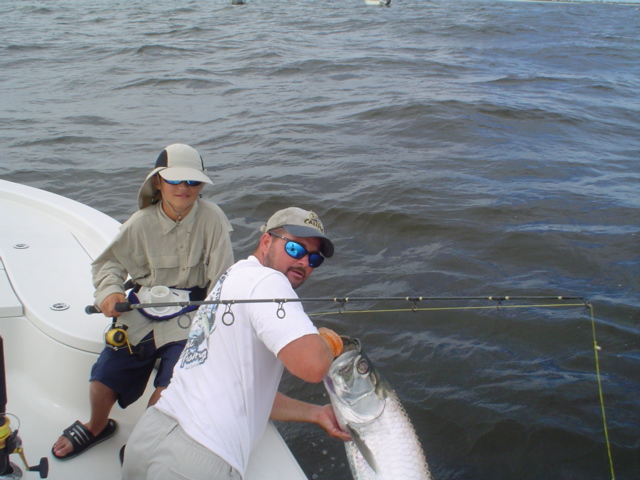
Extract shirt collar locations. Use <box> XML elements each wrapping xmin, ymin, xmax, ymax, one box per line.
<box><xmin>156</xmin><ymin>200</ymin><xmax>200</xmax><ymax>233</ymax></box>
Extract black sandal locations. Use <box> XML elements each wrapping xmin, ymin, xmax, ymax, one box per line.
<box><xmin>52</xmin><ymin>419</ymin><xmax>118</xmax><ymax>460</ymax></box>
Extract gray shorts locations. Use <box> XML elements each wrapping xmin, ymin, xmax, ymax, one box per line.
<box><xmin>122</xmin><ymin>407</ymin><xmax>241</xmax><ymax>480</ymax></box>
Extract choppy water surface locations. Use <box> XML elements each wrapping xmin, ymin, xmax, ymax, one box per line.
<box><xmin>1</xmin><ymin>0</ymin><xmax>639</xmax><ymax>478</ymax></box>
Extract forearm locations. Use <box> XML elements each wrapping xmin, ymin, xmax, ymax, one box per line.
<box><xmin>277</xmin><ymin>333</ymin><xmax>335</xmax><ymax>383</ymax></box>
<box><xmin>270</xmin><ymin>392</ymin><xmax>323</xmax><ymax>423</ymax></box>
<box><xmin>270</xmin><ymin>392</ymin><xmax>351</xmax><ymax>441</ymax></box>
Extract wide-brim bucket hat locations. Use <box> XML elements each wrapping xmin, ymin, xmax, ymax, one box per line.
<box><xmin>137</xmin><ymin>143</ymin><xmax>213</xmax><ymax>209</ymax></box>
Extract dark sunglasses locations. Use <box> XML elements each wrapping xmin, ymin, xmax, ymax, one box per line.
<box><xmin>163</xmin><ymin>178</ymin><xmax>202</xmax><ymax>187</ymax></box>
<box><xmin>269</xmin><ymin>232</ymin><xmax>325</xmax><ymax>268</ymax></box>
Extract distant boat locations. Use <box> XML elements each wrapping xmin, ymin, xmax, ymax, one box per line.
<box><xmin>365</xmin><ymin>0</ymin><xmax>391</xmax><ymax>6</ymax></box>
<box><xmin>0</xmin><ymin>179</ymin><xmax>307</xmax><ymax>480</ymax></box>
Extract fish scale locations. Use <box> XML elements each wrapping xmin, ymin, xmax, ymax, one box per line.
<box><xmin>344</xmin><ymin>392</ymin><xmax>432</xmax><ymax>480</ymax></box>
<box><xmin>324</xmin><ymin>337</ymin><xmax>432</xmax><ymax>480</ymax></box>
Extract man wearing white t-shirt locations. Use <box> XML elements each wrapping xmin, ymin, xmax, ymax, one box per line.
<box><xmin>122</xmin><ymin>207</ymin><xmax>349</xmax><ymax>480</ymax></box>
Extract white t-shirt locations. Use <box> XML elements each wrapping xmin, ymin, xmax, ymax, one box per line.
<box><xmin>156</xmin><ymin>255</ymin><xmax>318</xmax><ymax>476</ymax></box>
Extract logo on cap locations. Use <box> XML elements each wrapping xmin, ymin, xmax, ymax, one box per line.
<box><xmin>305</xmin><ymin>212</ymin><xmax>324</xmax><ymax>233</ymax></box>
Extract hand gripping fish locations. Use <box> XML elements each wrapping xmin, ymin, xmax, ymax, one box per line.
<box><xmin>323</xmin><ymin>336</ymin><xmax>433</xmax><ymax>480</ymax></box>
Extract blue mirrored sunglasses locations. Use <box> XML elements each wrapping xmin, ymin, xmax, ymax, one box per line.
<box><xmin>269</xmin><ymin>232</ymin><xmax>325</xmax><ymax>268</ymax></box>
<box><xmin>163</xmin><ymin>178</ymin><xmax>202</xmax><ymax>187</ymax></box>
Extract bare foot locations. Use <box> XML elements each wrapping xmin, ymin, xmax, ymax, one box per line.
<box><xmin>52</xmin><ymin>429</ymin><xmax>77</xmax><ymax>458</ymax></box>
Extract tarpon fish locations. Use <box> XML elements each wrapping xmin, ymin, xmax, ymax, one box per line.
<box><xmin>323</xmin><ymin>336</ymin><xmax>433</xmax><ymax>480</ymax></box>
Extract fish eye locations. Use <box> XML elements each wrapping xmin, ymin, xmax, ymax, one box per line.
<box><xmin>356</xmin><ymin>358</ymin><xmax>370</xmax><ymax>375</ymax></box>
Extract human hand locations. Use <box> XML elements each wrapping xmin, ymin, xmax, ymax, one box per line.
<box><xmin>315</xmin><ymin>404</ymin><xmax>351</xmax><ymax>442</ymax></box>
<box><xmin>99</xmin><ymin>292</ymin><xmax>127</xmax><ymax>318</ymax></box>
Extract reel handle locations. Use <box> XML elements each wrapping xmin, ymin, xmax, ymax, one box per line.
<box><xmin>21</xmin><ymin>453</ymin><xmax>48</xmax><ymax>478</ymax></box>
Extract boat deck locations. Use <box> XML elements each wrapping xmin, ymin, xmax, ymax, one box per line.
<box><xmin>0</xmin><ymin>179</ymin><xmax>307</xmax><ymax>480</ymax></box>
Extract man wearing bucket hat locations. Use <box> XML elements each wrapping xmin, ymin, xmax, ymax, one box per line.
<box><xmin>122</xmin><ymin>207</ymin><xmax>350</xmax><ymax>480</ymax></box>
<box><xmin>52</xmin><ymin>144</ymin><xmax>234</xmax><ymax>461</ymax></box>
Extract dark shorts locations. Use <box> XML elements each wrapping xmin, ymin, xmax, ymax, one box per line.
<box><xmin>90</xmin><ymin>332</ymin><xmax>186</xmax><ymax>408</ymax></box>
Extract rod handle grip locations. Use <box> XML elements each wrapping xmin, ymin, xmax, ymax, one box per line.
<box><xmin>115</xmin><ymin>302</ymin><xmax>133</xmax><ymax>312</ymax></box>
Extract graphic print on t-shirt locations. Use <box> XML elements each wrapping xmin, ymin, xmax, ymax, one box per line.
<box><xmin>178</xmin><ymin>267</ymin><xmax>230</xmax><ymax>369</ymax></box>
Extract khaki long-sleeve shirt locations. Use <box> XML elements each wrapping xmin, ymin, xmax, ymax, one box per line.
<box><xmin>91</xmin><ymin>199</ymin><xmax>234</xmax><ymax>347</ymax></box>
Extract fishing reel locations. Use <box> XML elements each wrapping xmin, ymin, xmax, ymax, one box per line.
<box><xmin>0</xmin><ymin>415</ymin><xmax>48</xmax><ymax>479</ymax></box>
<box><xmin>84</xmin><ymin>306</ymin><xmax>133</xmax><ymax>354</ymax></box>
<box><xmin>0</xmin><ymin>336</ymin><xmax>47</xmax><ymax>479</ymax></box>
<box><xmin>104</xmin><ymin>321</ymin><xmax>132</xmax><ymax>354</ymax></box>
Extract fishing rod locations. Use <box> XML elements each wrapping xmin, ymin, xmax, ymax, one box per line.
<box><xmin>85</xmin><ymin>295</ymin><xmax>587</xmax><ymax>315</ymax></box>
<box><xmin>84</xmin><ymin>295</ymin><xmax>610</xmax><ymax>477</ymax></box>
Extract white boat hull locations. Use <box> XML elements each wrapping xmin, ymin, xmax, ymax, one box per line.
<box><xmin>0</xmin><ymin>179</ymin><xmax>307</xmax><ymax>480</ymax></box>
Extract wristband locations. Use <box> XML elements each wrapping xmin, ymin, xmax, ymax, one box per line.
<box><xmin>318</xmin><ymin>327</ymin><xmax>343</xmax><ymax>357</ymax></box>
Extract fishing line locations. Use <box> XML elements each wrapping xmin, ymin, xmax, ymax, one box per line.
<box><xmin>309</xmin><ymin>301</ymin><xmax>615</xmax><ymax>480</ymax></box>
<box><xmin>308</xmin><ymin>302</ymin><xmax>587</xmax><ymax>316</ymax></box>
<box><xmin>588</xmin><ymin>303</ymin><xmax>616</xmax><ymax>480</ymax></box>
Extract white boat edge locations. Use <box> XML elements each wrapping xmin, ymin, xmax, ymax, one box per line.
<box><xmin>0</xmin><ymin>179</ymin><xmax>307</xmax><ymax>480</ymax></box>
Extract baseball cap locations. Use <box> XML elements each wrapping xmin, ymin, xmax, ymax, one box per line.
<box><xmin>260</xmin><ymin>207</ymin><xmax>334</xmax><ymax>258</ymax></box>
